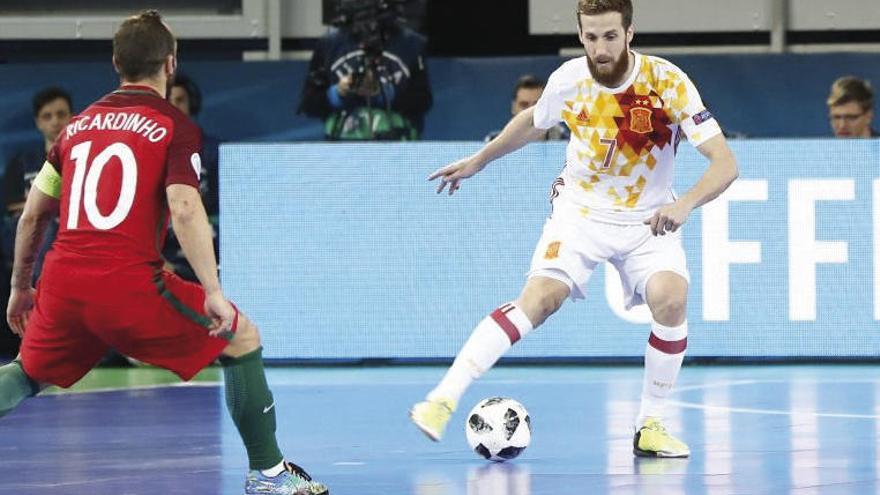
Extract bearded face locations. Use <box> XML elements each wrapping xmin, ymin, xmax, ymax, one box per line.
<box><xmin>578</xmin><ymin>11</ymin><xmax>634</xmax><ymax>87</ymax></box>
<box><xmin>586</xmin><ymin>42</ymin><xmax>630</xmax><ymax>87</ymax></box>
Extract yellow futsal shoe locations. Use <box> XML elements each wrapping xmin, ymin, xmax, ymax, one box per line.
<box><xmin>633</xmin><ymin>417</ymin><xmax>690</xmax><ymax>458</ymax></box>
<box><xmin>409</xmin><ymin>398</ymin><xmax>456</xmax><ymax>441</ymax></box>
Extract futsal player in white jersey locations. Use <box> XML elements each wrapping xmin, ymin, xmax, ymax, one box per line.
<box><xmin>410</xmin><ymin>0</ymin><xmax>738</xmax><ymax>457</ymax></box>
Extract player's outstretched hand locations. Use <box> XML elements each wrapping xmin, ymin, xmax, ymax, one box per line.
<box><xmin>428</xmin><ymin>156</ymin><xmax>485</xmax><ymax>195</ymax></box>
<box><xmin>204</xmin><ymin>291</ymin><xmax>236</xmax><ymax>339</ymax></box>
<box><xmin>6</xmin><ymin>287</ymin><xmax>35</xmax><ymax>337</ymax></box>
<box><xmin>644</xmin><ymin>200</ymin><xmax>693</xmax><ymax>236</ymax></box>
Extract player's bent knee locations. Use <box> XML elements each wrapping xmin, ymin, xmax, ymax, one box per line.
<box><xmin>517</xmin><ymin>277</ymin><xmax>569</xmax><ymax>327</ymax></box>
<box><xmin>646</xmin><ymin>272</ymin><xmax>688</xmax><ymax>326</ymax></box>
<box><xmin>222</xmin><ymin>315</ymin><xmax>261</xmax><ymax>358</ymax></box>
<box><xmin>650</xmin><ymin>299</ymin><xmax>686</xmax><ymax>326</ymax></box>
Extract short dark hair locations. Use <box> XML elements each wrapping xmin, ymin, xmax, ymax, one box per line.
<box><xmin>172</xmin><ymin>73</ymin><xmax>202</xmax><ymax>116</ymax></box>
<box><xmin>32</xmin><ymin>86</ymin><xmax>72</xmax><ymax>117</ymax></box>
<box><xmin>827</xmin><ymin>76</ymin><xmax>874</xmax><ymax>112</ymax></box>
<box><xmin>577</xmin><ymin>0</ymin><xmax>633</xmax><ymax>30</ymax></box>
<box><xmin>512</xmin><ymin>75</ymin><xmax>545</xmax><ymax>100</ymax></box>
<box><xmin>113</xmin><ymin>10</ymin><xmax>176</xmax><ymax>81</ymax></box>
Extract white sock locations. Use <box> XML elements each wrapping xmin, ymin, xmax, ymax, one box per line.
<box><xmin>636</xmin><ymin>319</ymin><xmax>687</xmax><ymax>428</ymax></box>
<box><xmin>261</xmin><ymin>460</ymin><xmax>286</xmax><ymax>477</ymax></box>
<box><xmin>427</xmin><ymin>303</ymin><xmax>533</xmax><ymax>406</ymax></box>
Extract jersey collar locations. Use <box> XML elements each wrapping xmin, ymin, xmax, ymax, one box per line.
<box><xmin>115</xmin><ymin>84</ymin><xmax>163</xmax><ymax>97</ymax></box>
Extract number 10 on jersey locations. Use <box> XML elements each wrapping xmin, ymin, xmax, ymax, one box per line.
<box><xmin>68</xmin><ymin>141</ymin><xmax>138</xmax><ymax>231</ymax></box>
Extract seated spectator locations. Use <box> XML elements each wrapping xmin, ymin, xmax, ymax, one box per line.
<box><xmin>827</xmin><ymin>76</ymin><xmax>877</xmax><ymax>138</ymax></box>
<box><xmin>299</xmin><ymin>0</ymin><xmax>432</xmax><ymax>141</ymax></box>
<box><xmin>165</xmin><ymin>73</ymin><xmax>220</xmax><ymax>282</ymax></box>
<box><xmin>1</xmin><ymin>86</ymin><xmax>72</xmax><ymax>282</ymax></box>
<box><xmin>0</xmin><ymin>87</ymin><xmax>71</xmax><ymax>358</ymax></box>
<box><xmin>485</xmin><ymin>74</ymin><xmax>570</xmax><ymax>142</ymax></box>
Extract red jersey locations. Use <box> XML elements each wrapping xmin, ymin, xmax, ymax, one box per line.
<box><xmin>41</xmin><ymin>85</ymin><xmax>201</xmax><ymax>294</ymax></box>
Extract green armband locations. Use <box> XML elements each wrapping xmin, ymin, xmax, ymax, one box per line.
<box><xmin>33</xmin><ymin>161</ymin><xmax>61</xmax><ymax>199</ymax></box>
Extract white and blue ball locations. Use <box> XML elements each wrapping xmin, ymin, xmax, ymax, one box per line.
<box><xmin>465</xmin><ymin>397</ymin><xmax>531</xmax><ymax>462</ymax></box>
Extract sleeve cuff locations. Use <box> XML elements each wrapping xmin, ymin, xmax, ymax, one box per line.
<box><xmin>327</xmin><ymin>85</ymin><xmax>344</xmax><ymax>109</ymax></box>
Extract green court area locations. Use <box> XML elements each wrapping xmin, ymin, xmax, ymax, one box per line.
<box><xmin>41</xmin><ymin>365</ymin><xmax>221</xmax><ymax>395</ymax></box>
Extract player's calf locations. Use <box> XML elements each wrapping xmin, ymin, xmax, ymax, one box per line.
<box><xmin>412</xmin><ymin>299</ymin><xmax>539</xmax><ymax>442</ymax></box>
<box><xmin>220</xmin><ymin>314</ymin><xmax>329</xmax><ymax>493</ymax></box>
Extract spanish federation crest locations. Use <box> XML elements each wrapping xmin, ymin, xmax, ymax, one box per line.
<box><xmin>629</xmin><ymin>107</ymin><xmax>653</xmax><ymax>134</ymax></box>
<box><xmin>544</xmin><ymin>241</ymin><xmax>561</xmax><ymax>260</ymax></box>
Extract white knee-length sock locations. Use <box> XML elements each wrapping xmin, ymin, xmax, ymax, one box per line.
<box><xmin>636</xmin><ymin>320</ymin><xmax>687</xmax><ymax>428</ymax></box>
<box><xmin>427</xmin><ymin>303</ymin><xmax>533</xmax><ymax>406</ymax></box>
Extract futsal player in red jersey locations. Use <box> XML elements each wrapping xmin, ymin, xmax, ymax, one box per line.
<box><xmin>0</xmin><ymin>10</ymin><xmax>328</xmax><ymax>495</ymax></box>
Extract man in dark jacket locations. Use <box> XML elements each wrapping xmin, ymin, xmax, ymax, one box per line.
<box><xmin>299</xmin><ymin>6</ymin><xmax>432</xmax><ymax>141</ymax></box>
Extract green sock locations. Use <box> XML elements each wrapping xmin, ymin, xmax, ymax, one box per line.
<box><xmin>221</xmin><ymin>347</ymin><xmax>284</xmax><ymax>471</ymax></box>
<box><xmin>0</xmin><ymin>361</ymin><xmax>40</xmax><ymax>418</ymax></box>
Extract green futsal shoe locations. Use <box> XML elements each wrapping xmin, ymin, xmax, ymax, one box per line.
<box><xmin>633</xmin><ymin>417</ymin><xmax>690</xmax><ymax>458</ymax></box>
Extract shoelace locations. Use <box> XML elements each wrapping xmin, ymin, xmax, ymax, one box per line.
<box><xmin>644</xmin><ymin>421</ymin><xmax>666</xmax><ymax>433</ymax></box>
<box><xmin>284</xmin><ymin>461</ymin><xmax>313</xmax><ymax>482</ymax></box>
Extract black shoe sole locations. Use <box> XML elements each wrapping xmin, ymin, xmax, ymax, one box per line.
<box><xmin>633</xmin><ymin>446</ymin><xmax>689</xmax><ymax>458</ymax></box>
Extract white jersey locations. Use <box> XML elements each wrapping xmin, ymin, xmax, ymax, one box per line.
<box><xmin>533</xmin><ymin>51</ymin><xmax>722</xmax><ymax>224</ymax></box>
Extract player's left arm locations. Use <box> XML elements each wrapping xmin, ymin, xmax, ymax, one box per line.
<box><xmin>645</xmin><ymin>134</ymin><xmax>738</xmax><ymax>236</ymax></box>
<box><xmin>646</xmin><ymin>65</ymin><xmax>738</xmax><ymax>236</ymax></box>
<box><xmin>7</xmin><ymin>162</ymin><xmax>60</xmax><ymax>336</ymax></box>
<box><xmin>165</xmin><ymin>119</ymin><xmax>236</xmax><ymax>337</ymax></box>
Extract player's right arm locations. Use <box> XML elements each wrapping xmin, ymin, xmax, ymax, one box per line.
<box><xmin>429</xmin><ymin>106</ymin><xmax>546</xmax><ymax>195</ymax></box>
<box><xmin>7</xmin><ymin>162</ymin><xmax>60</xmax><ymax>336</ymax></box>
<box><xmin>166</xmin><ymin>184</ymin><xmax>235</xmax><ymax>337</ymax></box>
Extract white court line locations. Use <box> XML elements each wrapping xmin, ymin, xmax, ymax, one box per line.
<box><xmin>672</xmin><ymin>379</ymin><xmax>760</xmax><ymax>393</ymax></box>
<box><xmin>667</xmin><ymin>379</ymin><xmax>880</xmax><ymax>419</ymax></box>
<box><xmin>668</xmin><ymin>401</ymin><xmax>880</xmax><ymax>420</ymax></box>
<box><xmin>674</xmin><ymin>378</ymin><xmax>880</xmax><ymax>394</ymax></box>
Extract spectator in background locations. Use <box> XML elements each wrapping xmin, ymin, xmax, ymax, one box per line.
<box><xmin>2</xmin><ymin>87</ymin><xmax>72</xmax><ymax>282</ymax></box>
<box><xmin>166</xmin><ymin>73</ymin><xmax>220</xmax><ymax>282</ymax></box>
<box><xmin>299</xmin><ymin>0</ymin><xmax>432</xmax><ymax>140</ymax></box>
<box><xmin>0</xmin><ymin>87</ymin><xmax>71</xmax><ymax>358</ymax></box>
<box><xmin>485</xmin><ymin>75</ymin><xmax>569</xmax><ymax>142</ymax></box>
<box><xmin>827</xmin><ymin>76</ymin><xmax>877</xmax><ymax>138</ymax></box>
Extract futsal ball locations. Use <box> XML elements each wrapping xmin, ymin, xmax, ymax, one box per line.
<box><xmin>465</xmin><ymin>397</ymin><xmax>531</xmax><ymax>462</ymax></box>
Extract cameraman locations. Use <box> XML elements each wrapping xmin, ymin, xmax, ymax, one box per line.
<box><xmin>299</xmin><ymin>0</ymin><xmax>432</xmax><ymax>140</ymax></box>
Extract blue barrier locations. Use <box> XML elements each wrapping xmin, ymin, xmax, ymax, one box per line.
<box><xmin>220</xmin><ymin>140</ymin><xmax>880</xmax><ymax>360</ymax></box>
<box><xmin>2</xmin><ymin>53</ymin><xmax>880</xmax><ymax>169</ymax></box>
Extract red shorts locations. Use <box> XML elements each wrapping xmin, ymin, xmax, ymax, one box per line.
<box><xmin>20</xmin><ymin>270</ymin><xmax>231</xmax><ymax>388</ymax></box>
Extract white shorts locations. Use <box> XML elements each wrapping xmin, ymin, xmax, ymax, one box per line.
<box><xmin>527</xmin><ymin>204</ymin><xmax>689</xmax><ymax>309</ymax></box>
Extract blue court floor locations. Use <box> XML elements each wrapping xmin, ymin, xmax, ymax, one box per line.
<box><xmin>1</xmin><ymin>364</ymin><xmax>880</xmax><ymax>494</ymax></box>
